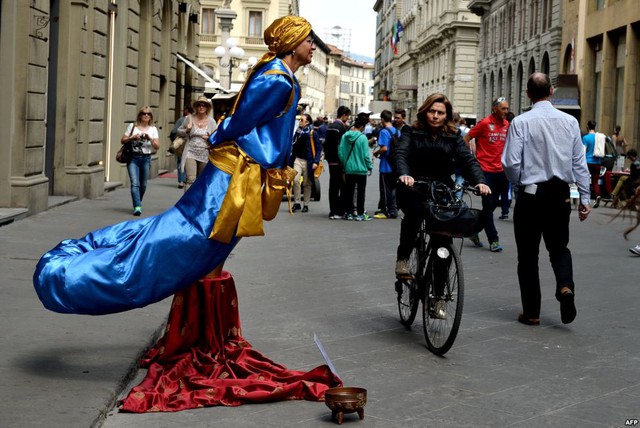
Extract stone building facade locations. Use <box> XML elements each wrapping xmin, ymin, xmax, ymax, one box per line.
<box><xmin>0</xmin><ymin>0</ymin><xmax>203</xmax><ymax>216</ymax></box>
<box><xmin>468</xmin><ymin>0</ymin><xmax>562</xmax><ymax>117</ymax></box>
<box><xmin>374</xmin><ymin>0</ymin><xmax>480</xmax><ymax>123</ymax></box>
<box><xmin>197</xmin><ymin>0</ymin><xmax>299</xmax><ymax>93</ymax></box>
<box><xmin>576</xmin><ymin>0</ymin><xmax>639</xmax><ymax>147</ymax></box>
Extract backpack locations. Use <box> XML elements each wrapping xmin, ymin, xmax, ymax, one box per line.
<box><xmin>380</xmin><ymin>127</ymin><xmax>400</xmax><ymax>176</ymax></box>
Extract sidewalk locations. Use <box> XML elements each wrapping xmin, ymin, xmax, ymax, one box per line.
<box><xmin>0</xmin><ymin>175</ymin><xmax>182</xmax><ymax>428</ymax></box>
<box><xmin>2</xmin><ymin>171</ymin><xmax>640</xmax><ymax>427</ymax></box>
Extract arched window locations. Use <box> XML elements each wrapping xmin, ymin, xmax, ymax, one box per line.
<box><xmin>516</xmin><ymin>62</ymin><xmax>523</xmax><ymax>113</ymax></box>
<box><xmin>541</xmin><ymin>52</ymin><xmax>550</xmax><ymax>76</ymax></box>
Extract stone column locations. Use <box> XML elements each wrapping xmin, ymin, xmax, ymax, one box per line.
<box><xmin>622</xmin><ymin>24</ymin><xmax>637</xmax><ymax>150</ymax></box>
<box><xmin>215</xmin><ymin>9</ymin><xmax>237</xmax><ymax>90</ymax></box>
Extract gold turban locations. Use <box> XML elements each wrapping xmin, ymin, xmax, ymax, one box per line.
<box><xmin>230</xmin><ymin>16</ymin><xmax>312</xmax><ymax>115</ymax></box>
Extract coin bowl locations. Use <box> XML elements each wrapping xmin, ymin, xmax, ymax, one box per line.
<box><xmin>324</xmin><ymin>387</ymin><xmax>367</xmax><ymax>424</ymax></box>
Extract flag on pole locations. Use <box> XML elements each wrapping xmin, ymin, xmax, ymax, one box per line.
<box><xmin>390</xmin><ymin>21</ymin><xmax>398</xmax><ymax>55</ymax></box>
<box><xmin>391</xmin><ymin>20</ymin><xmax>403</xmax><ymax>55</ymax></box>
<box><xmin>396</xmin><ymin>20</ymin><xmax>404</xmax><ymax>41</ymax></box>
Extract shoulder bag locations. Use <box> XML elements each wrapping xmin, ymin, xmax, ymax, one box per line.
<box><xmin>116</xmin><ymin>124</ymin><xmax>135</xmax><ymax>164</ymax></box>
<box><xmin>170</xmin><ymin>116</ymin><xmax>191</xmax><ymax>157</ymax></box>
<box><xmin>310</xmin><ymin>130</ymin><xmax>323</xmax><ymax>178</ymax></box>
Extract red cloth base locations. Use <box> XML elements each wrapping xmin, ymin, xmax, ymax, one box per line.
<box><xmin>119</xmin><ymin>271</ymin><xmax>341</xmax><ymax>412</ymax></box>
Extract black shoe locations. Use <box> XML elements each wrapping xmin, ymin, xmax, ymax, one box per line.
<box><xmin>499</xmin><ymin>214</ymin><xmax>508</xmax><ymax>220</ymax></box>
<box><xmin>301</xmin><ymin>205</ymin><xmax>309</xmax><ymax>213</ymax></box>
<box><xmin>559</xmin><ymin>288</ymin><xmax>576</xmax><ymax>324</ymax></box>
<box><xmin>593</xmin><ymin>196</ymin><xmax>601</xmax><ymax>208</ymax></box>
<box><xmin>292</xmin><ymin>203</ymin><xmax>301</xmax><ymax>212</ymax></box>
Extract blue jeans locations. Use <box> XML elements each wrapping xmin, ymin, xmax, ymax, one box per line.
<box><xmin>127</xmin><ymin>154</ymin><xmax>151</xmax><ymax>208</ymax></box>
<box><xmin>481</xmin><ymin>171</ymin><xmax>510</xmax><ymax>243</ymax></box>
<box><xmin>176</xmin><ymin>155</ymin><xmax>186</xmax><ymax>184</ymax></box>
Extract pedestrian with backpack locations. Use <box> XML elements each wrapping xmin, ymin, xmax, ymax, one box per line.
<box><xmin>373</xmin><ymin>109</ymin><xmax>399</xmax><ymax>219</ymax></box>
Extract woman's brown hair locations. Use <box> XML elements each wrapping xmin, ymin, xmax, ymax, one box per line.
<box><xmin>412</xmin><ymin>93</ymin><xmax>457</xmax><ymax>135</ymax></box>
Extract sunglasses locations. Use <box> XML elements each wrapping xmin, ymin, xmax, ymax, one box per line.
<box><xmin>141</xmin><ymin>112</ymin><xmax>152</xmax><ymax>116</ymax></box>
<box><xmin>492</xmin><ymin>97</ymin><xmax>506</xmax><ymax>106</ymax></box>
<box><xmin>196</xmin><ymin>103</ymin><xmax>208</xmax><ymax>108</ymax></box>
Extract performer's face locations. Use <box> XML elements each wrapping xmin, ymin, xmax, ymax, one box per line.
<box><xmin>293</xmin><ymin>36</ymin><xmax>315</xmax><ymax>66</ymax></box>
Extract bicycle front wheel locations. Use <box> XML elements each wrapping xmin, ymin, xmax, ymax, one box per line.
<box><xmin>397</xmin><ymin>244</ymin><xmax>422</xmax><ymax>327</ymax></box>
<box><xmin>422</xmin><ymin>241</ymin><xmax>464</xmax><ymax>355</ymax></box>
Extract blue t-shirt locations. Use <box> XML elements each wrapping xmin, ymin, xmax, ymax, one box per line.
<box><xmin>582</xmin><ymin>133</ymin><xmax>601</xmax><ymax>165</ymax></box>
<box><xmin>377</xmin><ymin>126</ymin><xmax>398</xmax><ymax>173</ymax></box>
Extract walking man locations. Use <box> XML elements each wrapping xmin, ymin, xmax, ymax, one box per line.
<box><xmin>373</xmin><ymin>110</ymin><xmax>399</xmax><ymax>219</ymax></box>
<box><xmin>502</xmin><ymin>72</ymin><xmax>591</xmax><ymax>326</ymax></box>
<box><xmin>464</xmin><ymin>96</ymin><xmax>511</xmax><ymax>251</ymax></box>
<box><xmin>324</xmin><ymin>106</ymin><xmax>351</xmax><ymax>219</ymax></box>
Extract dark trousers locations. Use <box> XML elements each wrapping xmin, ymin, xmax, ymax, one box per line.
<box><xmin>328</xmin><ymin>163</ymin><xmax>345</xmax><ymax>216</ymax></box>
<box><xmin>377</xmin><ymin>172</ymin><xmax>398</xmax><ymax>216</ymax></box>
<box><xmin>481</xmin><ymin>171</ymin><xmax>510</xmax><ymax>243</ymax></box>
<box><xmin>344</xmin><ymin>174</ymin><xmax>367</xmax><ymax>215</ymax></box>
<box><xmin>514</xmin><ymin>178</ymin><xmax>574</xmax><ymax>319</ymax></box>
<box><xmin>397</xmin><ymin>199</ymin><xmax>451</xmax><ymax>296</ymax></box>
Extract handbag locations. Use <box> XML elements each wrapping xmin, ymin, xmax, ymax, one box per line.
<box><xmin>310</xmin><ymin>129</ymin><xmax>323</xmax><ymax>178</ymax></box>
<box><xmin>421</xmin><ymin>181</ymin><xmax>483</xmax><ymax>238</ymax></box>
<box><xmin>116</xmin><ymin>122</ymin><xmax>136</xmax><ymax>164</ymax></box>
<box><xmin>169</xmin><ymin>116</ymin><xmax>191</xmax><ymax>157</ymax></box>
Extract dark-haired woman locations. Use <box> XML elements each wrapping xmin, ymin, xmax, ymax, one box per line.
<box><xmin>394</xmin><ymin>93</ymin><xmax>490</xmax><ymax>285</ymax></box>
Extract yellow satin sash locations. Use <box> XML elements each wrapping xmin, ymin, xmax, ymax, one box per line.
<box><xmin>208</xmin><ymin>143</ymin><xmax>297</xmax><ymax>244</ymax></box>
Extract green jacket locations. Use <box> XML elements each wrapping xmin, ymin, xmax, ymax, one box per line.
<box><xmin>338</xmin><ymin>130</ymin><xmax>373</xmax><ymax>175</ymax></box>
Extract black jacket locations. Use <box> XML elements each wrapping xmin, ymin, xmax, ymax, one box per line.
<box><xmin>395</xmin><ymin>127</ymin><xmax>485</xmax><ymax>186</ymax></box>
<box><xmin>323</xmin><ymin>120</ymin><xmax>348</xmax><ymax>164</ymax></box>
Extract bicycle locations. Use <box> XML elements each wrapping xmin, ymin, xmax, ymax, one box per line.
<box><xmin>396</xmin><ymin>179</ymin><xmax>482</xmax><ymax>355</ymax></box>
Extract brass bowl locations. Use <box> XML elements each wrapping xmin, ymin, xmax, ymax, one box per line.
<box><xmin>324</xmin><ymin>387</ymin><xmax>367</xmax><ymax>425</ymax></box>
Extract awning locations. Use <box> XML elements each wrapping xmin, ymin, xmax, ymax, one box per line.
<box><xmin>176</xmin><ymin>53</ymin><xmax>227</xmax><ymax>93</ymax></box>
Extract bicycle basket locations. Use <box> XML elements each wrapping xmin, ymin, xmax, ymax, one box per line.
<box><xmin>422</xmin><ymin>182</ymin><xmax>483</xmax><ymax>238</ymax></box>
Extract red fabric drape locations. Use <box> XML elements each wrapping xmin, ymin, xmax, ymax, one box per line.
<box><xmin>119</xmin><ymin>271</ymin><xmax>341</xmax><ymax>412</ymax></box>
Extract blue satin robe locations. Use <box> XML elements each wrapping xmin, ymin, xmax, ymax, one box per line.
<box><xmin>33</xmin><ymin>59</ymin><xmax>300</xmax><ymax>315</ymax></box>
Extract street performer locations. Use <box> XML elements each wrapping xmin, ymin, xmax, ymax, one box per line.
<box><xmin>33</xmin><ymin>16</ymin><xmax>316</xmax><ymax>316</ymax></box>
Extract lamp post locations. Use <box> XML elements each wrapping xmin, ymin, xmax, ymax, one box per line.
<box><xmin>214</xmin><ymin>37</ymin><xmax>245</xmax><ymax>90</ymax></box>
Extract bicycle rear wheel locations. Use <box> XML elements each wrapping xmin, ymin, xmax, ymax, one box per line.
<box><xmin>422</xmin><ymin>241</ymin><xmax>464</xmax><ymax>355</ymax></box>
<box><xmin>397</xmin><ymin>243</ymin><xmax>422</xmax><ymax>327</ymax></box>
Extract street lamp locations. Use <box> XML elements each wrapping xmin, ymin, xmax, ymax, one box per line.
<box><xmin>214</xmin><ymin>37</ymin><xmax>245</xmax><ymax>90</ymax></box>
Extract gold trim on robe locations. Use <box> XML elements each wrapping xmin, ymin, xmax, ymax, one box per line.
<box><xmin>209</xmin><ymin>143</ymin><xmax>297</xmax><ymax>244</ymax></box>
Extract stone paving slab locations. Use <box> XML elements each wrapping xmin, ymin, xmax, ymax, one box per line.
<box><xmin>2</xmin><ymin>168</ymin><xmax>640</xmax><ymax>427</ymax></box>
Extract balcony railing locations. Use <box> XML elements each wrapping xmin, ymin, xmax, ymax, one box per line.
<box><xmin>199</xmin><ymin>34</ymin><xmax>264</xmax><ymax>47</ymax></box>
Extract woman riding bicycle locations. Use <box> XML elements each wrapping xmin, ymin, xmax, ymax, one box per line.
<box><xmin>395</xmin><ymin>93</ymin><xmax>491</xmax><ymax>279</ymax></box>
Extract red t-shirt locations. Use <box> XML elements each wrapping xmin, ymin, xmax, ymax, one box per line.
<box><xmin>468</xmin><ymin>114</ymin><xmax>509</xmax><ymax>172</ymax></box>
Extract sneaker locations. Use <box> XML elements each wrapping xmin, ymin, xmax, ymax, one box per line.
<box><xmin>355</xmin><ymin>213</ymin><xmax>372</xmax><ymax>221</ymax></box>
<box><xmin>629</xmin><ymin>245</ymin><xmax>640</xmax><ymax>256</ymax></box>
<box><xmin>329</xmin><ymin>214</ymin><xmax>343</xmax><ymax>220</ymax></box>
<box><xmin>559</xmin><ymin>287</ymin><xmax>577</xmax><ymax>324</ymax></box>
<box><xmin>133</xmin><ymin>206</ymin><xmax>142</xmax><ymax>216</ymax></box>
<box><xmin>292</xmin><ymin>203</ymin><xmax>301</xmax><ymax>212</ymax></box>
<box><xmin>344</xmin><ymin>213</ymin><xmax>354</xmax><ymax>221</ymax></box>
<box><xmin>301</xmin><ymin>205</ymin><xmax>309</xmax><ymax>213</ymax></box>
<box><xmin>395</xmin><ymin>259</ymin><xmax>410</xmax><ymax>277</ymax></box>
<box><xmin>490</xmin><ymin>241</ymin><xmax>503</xmax><ymax>252</ymax></box>
<box><xmin>469</xmin><ymin>234</ymin><xmax>484</xmax><ymax>248</ymax></box>
<box><xmin>593</xmin><ymin>196</ymin><xmax>601</xmax><ymax>208</ymax></box>
<box><xmin>178</xmin><ymin>182</ymin><xmax>184</xmax><ymax>189</ymax></box>
<box><xmin>499</xmin><ymin>214</ymin><xmax>509</xmax><ymax>220</ymax></box>
<box><xmin>373</xmin><ymin>212</ymin><xmax>388</xmax><ymax>219</ymax></box>
<box><xmin>431</xmin><ymin>299</ymin><xmax>447</xmax><ymax>320</ymax></box>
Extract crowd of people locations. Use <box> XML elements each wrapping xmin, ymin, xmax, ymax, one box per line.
<box><xmin>113</xmin><ymin>34</ymin><xmax>638</xmax><ymax>330</ymax></box>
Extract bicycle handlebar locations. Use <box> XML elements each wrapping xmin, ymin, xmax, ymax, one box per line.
<box><xmin>405</xmin><ymin>179</ymin><xmax>481</xmax><ymax>196</ymax></box>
